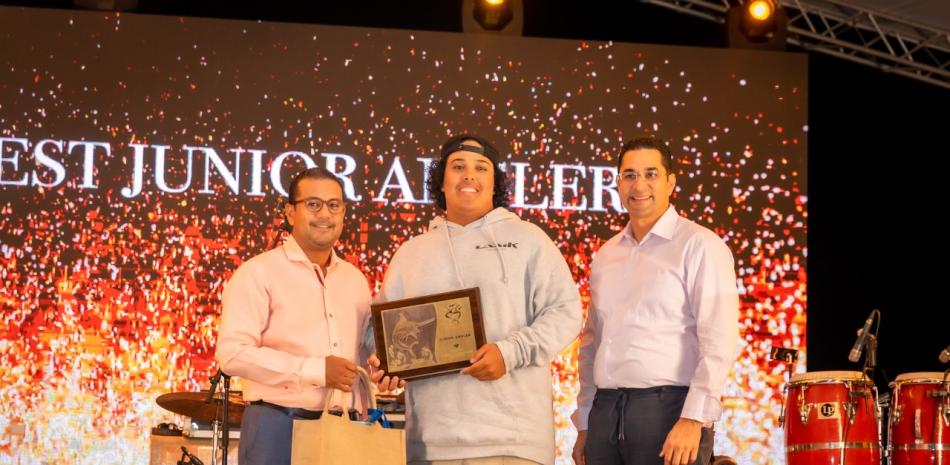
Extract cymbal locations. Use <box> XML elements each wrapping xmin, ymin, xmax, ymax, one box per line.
<box><xmin>156</xmin><ymin>391</ymin><xmax>244</xmax><ymax>427</ymax></box>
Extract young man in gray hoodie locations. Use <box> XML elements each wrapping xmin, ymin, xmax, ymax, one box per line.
<box><xmin>372</xmin><ymin>134</ymin><xmax>583</xmax><ymax>464</ymax></box>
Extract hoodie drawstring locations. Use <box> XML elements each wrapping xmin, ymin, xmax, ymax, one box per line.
<box><xmin>441</xmin><ymin>219</ymin><xmax>466</xmax><ymax>288</ymax></box>
<box><xmin>482</xmin><ymin>217</ymin><xmax>510</xmax><ymax>284</ymax></box>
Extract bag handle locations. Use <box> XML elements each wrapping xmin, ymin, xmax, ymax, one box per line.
<box><xmin>324</xmin><ymin>366</ymin><xmax>377</xmax><ymax>413</ymax></box>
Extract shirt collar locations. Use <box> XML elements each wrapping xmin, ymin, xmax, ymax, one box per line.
<box><xmin>282</xmin><ymin>235</ymin><xmax>341</xmax><ymax>270</ymax></box>
<box><xmin>622</xmin><ymin>204</ymin><xmax>679</xmax><ymax>244</ymax></box>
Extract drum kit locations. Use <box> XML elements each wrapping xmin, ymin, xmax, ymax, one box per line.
<box><xmin>155</xmin><ymin>371</ymin><xmax>240</xmax><ymax>465</ymax></box>
<box><xmin>152</xmin><ymin>368</ymin><xmax>407</xmax><ymax>465</ymax></box>
<box><xmin>775</xmin><ymin>311</ymin><xmax>950</xmax><ymax>465</ymax></box>
<box><xmin>147</xmin><ymin>312</ymin><xmax>946</xmax><ymax>465</ymax></box>
<box><xmin>155</xmin><ymin>391</ymin><xmax>244</xmax><ymax>429</ymax></box>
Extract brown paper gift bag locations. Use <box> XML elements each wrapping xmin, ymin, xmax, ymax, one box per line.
<box><xmin>291</xmin><ymin>366</ymin><xmax>406</xmax><ymax>465</ymax></box>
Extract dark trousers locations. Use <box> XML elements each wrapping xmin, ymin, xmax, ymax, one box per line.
<box><xmin>239</xmin><ymin>403</ymin><xmax>295</xmax><ymax>465</ymax></box>
<box><xmin>239</xmin><ymin>402</ymin><xmax>325</xmax><ymax>465</ymax></box>
<box><xmin>584</xmin><ymin>386</ymin><xmax>714</xmax><ymax>465</ymax></box>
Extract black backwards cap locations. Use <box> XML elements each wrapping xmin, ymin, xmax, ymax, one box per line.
<box><xmin>438</xmin><ymin>134</ymin><xmax>501</xmax><ymax>167</ymax></box>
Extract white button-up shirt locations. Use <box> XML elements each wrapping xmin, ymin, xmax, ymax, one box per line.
<box><xmin>573</xmin><ymin>205</ymin><xmax>739</xmax><ymax>430</ymax></box>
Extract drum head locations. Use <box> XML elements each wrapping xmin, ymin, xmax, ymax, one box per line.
<box><xmin>891</xmin><ymin>371</ymin><xmax>946</xmax><ymax>386</ymax></box>
<box><xmin>789</xmin><ymin>370</ymin><xmax>870</xmax><ymax>385</ymax></box>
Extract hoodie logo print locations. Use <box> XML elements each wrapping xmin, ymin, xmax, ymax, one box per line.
<box><xmin>475</xmin><ymin>242</ymin><xmax>519</xmax><ymax>250</ymax></box>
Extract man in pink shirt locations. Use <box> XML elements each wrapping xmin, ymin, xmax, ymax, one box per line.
<box><xmin>215</xmin><ymin>167</ymin><xmax>373</xmax><ymax>465</ymax></box>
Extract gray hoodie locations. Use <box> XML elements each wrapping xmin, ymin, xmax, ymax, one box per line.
<box><xmin>375</xmin><ymin>207</ymin><xmax>582</xmax><ymax>464</ymax></box>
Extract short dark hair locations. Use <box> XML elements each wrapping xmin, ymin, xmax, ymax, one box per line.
<box><xmin>287</xmin><ymin>167</ymin><xmax>345</xmax><ymax>204</ymax></box>
<box><xmin>617</xmin><ymin>136</ymin><xmax>675</xmax><ymax>174</ymax></box>
<box><xmin>426</xmin><ymin>134</ymin><xmax>511</xmax><ymax>211</ymax></box>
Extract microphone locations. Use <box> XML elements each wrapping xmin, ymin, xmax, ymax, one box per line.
<box><xmin>848</xmin><ymin>310</ymin><xmax>876</xmax><ymax>363</ymax></box>
<box><xmin>205</xmin><ymin>369</ymin><xmax>221</xmax><ymax>403</ymax></box>
<box><xmin>940</xmin><ymin>344</ymin><xmax>950</xmax><ymax>364</ymax></box>
<box><xmin>179</xmin><ymin>446</ymin><xmax>205</xmax><ymax>465</ymax></box>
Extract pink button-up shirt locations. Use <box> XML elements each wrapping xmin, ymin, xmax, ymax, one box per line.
<box><xmin>215</xmin><ymin>235</ymin><xmax>371</xmax><ymax>409</ymax></box>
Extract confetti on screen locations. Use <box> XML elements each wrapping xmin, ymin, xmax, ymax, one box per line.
<box><xmin>0</xmin><ymin>7</ymin><xmax>806</xmax><ymax>465</ymax></box>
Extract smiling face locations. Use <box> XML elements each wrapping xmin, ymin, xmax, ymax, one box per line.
<box><xmin>284</xmin><ymin>177</ymin><xmax>346</xmax><ymax>254</ymax></box>
<box><xmin>441</xmin><ymin>140</ymin><xmax>495</xmax><ymax>225</ymax></box>
<box><xmin>617</xmin><ymin>147</ymin><xmax>676</xmax><ymax>226</ymax></box>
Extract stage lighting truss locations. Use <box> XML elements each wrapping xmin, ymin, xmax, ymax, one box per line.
<box><xmin>642</xmin><ymin>0</ymin><xmax>950</xmax><ymax>90</ymax></box>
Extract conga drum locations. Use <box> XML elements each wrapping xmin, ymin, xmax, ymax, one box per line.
<box><xmin>785</xmin><ymin>371</ymin><xmax>881</xmax><ymax>465</ymax></box>
<box><xmin>888</xmin><ymin>372</ymin><xmax>949</xmax><ymax>465</ymax></box>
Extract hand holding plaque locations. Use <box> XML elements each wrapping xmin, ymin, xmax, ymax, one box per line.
<box><xmin>459</xmin><ymin>343</ymin><xmax>507</xmax><ymax>381</ymax></box>
<box><xmin>371</xmin><ymin>288</ymin><xmax>487</xmax><ymax>380</ymax></box>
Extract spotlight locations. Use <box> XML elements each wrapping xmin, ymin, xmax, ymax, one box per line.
<box><xmin>741</xmin><ymin>0</ymin><xmax>777</xmax><ymax>41</ymax></box>
<box><xmin>462</xmin><ymin>0</ymin><xmax>523</xmax><ymax>35</ymax></box>
<box><xmin>726</xmin><ymin>0</ymin><xmax>787</xmax><ymax>50</ymax></box>
<box><xmin>474</xmin><ymin>0</ymin><xmax>513</xmax><ymax>31</ymax></box>
<box><xmin>747</xmin><ymin>0</ymin><xmax>773</xmax><ymax>21</ymax></box>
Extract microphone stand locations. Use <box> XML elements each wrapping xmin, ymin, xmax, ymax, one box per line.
<box><xmin>770</xmin><ymin>347</ymin><xmax>799</xmax><ymax>427</ymax></box>
<box><xmin>205</xmin><ymin>370</ymin><xmax>232</xmax><ymax>465</ymax></box>
<box><xmin>940</xmin><ymin>370</ymin><xmax>950</xmax><ymax>446</ymax></box>
<box><xmin>221</xmin><ymin>373</ymin><xmax>231</xmax><ymax>465</ymax></box>
<box><xmin>862</xmin><ymin>334</ymin><xmax>878</xmax><ymax>379</ymax></box>
<box><xmin>860</xmin><ymin>331</ymin><xmax>881</xmax><ymax>463</ymax></box>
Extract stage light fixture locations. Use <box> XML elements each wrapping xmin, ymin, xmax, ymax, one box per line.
<box><xmin>726</xmin><ymin>0</ymin><xmax>787</xmax><ymax>51</ymax></box>
<box><xmin>747</xmin><ymin>0</ymin><xmax>773</xmax><ymax>21</ymax></box>
<box><xmin>741</xmin><ymin>0</ymin><xmax>778</xmax><ymax>40</ymax></box>
<box><xmin>473</xmin><ymin>0</ymin><xmax>513</xmax><ymax>31</ymax></box>
<box><xmin>462</xmin><ymin>0</ymin><xmax>523</xmax><ymax>35</ymax></box>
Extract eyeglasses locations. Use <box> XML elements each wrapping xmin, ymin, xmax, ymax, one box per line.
<box><xmin>618</xmin><ymin>169</ymin><xmax>668</xmax><ymax>182</ymax></box>
<box><xmin>292</xmin><ymin>197</ymin><xmax>345</xmax><ymax>213</ymax></box>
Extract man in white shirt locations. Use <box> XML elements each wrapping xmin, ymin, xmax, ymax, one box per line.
<box><xmin>571</xmin><ymin>136</ymin><xmax>739</xmax><ymax>465</ymax></box>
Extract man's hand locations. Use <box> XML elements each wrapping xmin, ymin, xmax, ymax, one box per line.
<box><xmin>660</xmin><ymin>418</ymin><xmax>703</xmax><ymax>465</ymax></box>
<box><xmin>326</xmin><ymin>355</ymin><xmax>358</xmax><ymax>392</ymax></box>
<box><xmin>460</xmin><ymin>343</ymin><xmax>506</xmax><ymax>381</ymax></box>
<box><xmin>367</xmin><ymin>353</ymin><xmax>404</xmax><ymax>392</ymax></box>
<box><xmin>571</xmin><ymin>430</ymin><xmax>588</xmax><ymax>465</ymax></box>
